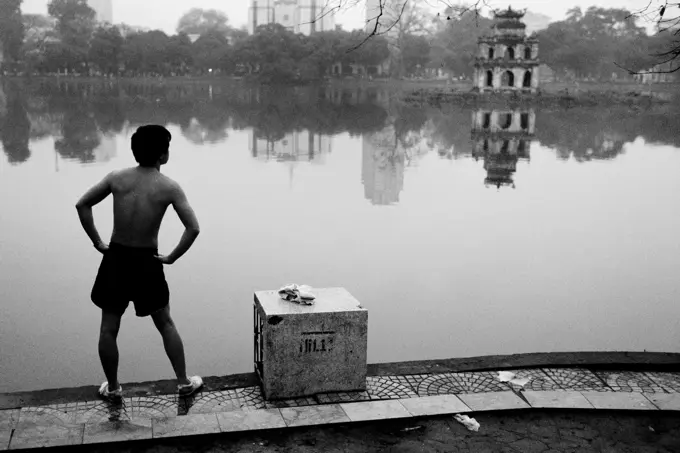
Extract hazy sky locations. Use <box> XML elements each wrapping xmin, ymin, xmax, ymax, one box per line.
<box><xmin>21</xmin><ymin>0</ymin><xmax>653</xmax><ymax>34</ymax></box>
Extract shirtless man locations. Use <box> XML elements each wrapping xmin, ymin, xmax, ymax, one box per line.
<box><xmin>76</xmin><ymin>125</ymin><xmax>202</xmax><ymax>400</ymax></box>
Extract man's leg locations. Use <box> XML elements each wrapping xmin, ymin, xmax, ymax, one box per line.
<box><xmin>99</xmin><ymin>310</ymin><xmax>123</xmax><ymax>390</ymax></box>
<box><xmin>151</xmin><ymin>306</ymin><xmax>191</xmax><ymax>386</ymax></box>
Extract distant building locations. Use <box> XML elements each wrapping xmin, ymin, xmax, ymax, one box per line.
<box><xmin>298</xmin><ymin>0</ymin><xmax>335</xmax><ymax>34</ymax></box>
<box><xmin>323</xmin><ymin>85</ymin><xmax>390</xmax><ymax>106</ymax></box>
<box><xmin>634</xmin><ymin>60</ymin><xmax>679</xmax><ymax>84</ymax></box>
<box><xmin>116</xmin><ymin>24</ymin><xmax>150</xmax><ymax>37</ymax></box>
<box><xmin>248</xmin><ymin>0</ymin><xmax>275</xmax><ymax>35</ymax></box>
<box><xmin>275</xmin><ymin>0</ymin><xmax>298</xmax><ymax>31</ymax></box>
<box><xmin>471</xmin><ymin>108</ymin><xmax>534</xmax><ymax>189</ymax></box>
<box><xmin>247</xmin><ymin>0</ymin><xmax>335</xmax><ymax>35</ymax></box>
<box><xmin>87</xmin><ymin>0</ymin><xmax>113</xmax><ymax>24</ymax></box>
<box><xmin>473</xmin><ymin>7</ymin><xmax>540</xmax><ymax>93</ymax></box>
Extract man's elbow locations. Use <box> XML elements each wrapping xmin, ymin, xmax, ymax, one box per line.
<box><xmin>188</xmin><ymin>226</ymin><xmax>200</xmax><ymax>236</ymax></box>
<box><xmin>75</xmin><ymin>201</ymin><xmax>88</xmax><ymax>210</ymax></box>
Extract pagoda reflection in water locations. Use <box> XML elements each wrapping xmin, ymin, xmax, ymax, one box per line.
<box><xmin>471</xmin><ymin>108</ymin><xmax>534</xmax><ymax>189</ymax></box>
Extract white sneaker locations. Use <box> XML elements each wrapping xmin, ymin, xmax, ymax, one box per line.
<box><xmin>98</xmin><ymin>382</ymin><xmax>123</xmax><ymax>402</ymax></box>
<box><xmin>178</xmin><ymin>375</ymin><xmax>203</xmax><ymax>397</ymax></box>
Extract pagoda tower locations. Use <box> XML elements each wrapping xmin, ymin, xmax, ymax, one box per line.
<box><xmin>473</xmin><ymin>6</ymin><xmax>540</xmax><ymax>93</ymax></box>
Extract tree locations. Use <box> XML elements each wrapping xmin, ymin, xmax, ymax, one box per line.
<box><xmin>0</xmin><ymin>0</ymin><xmax>25</xmax><ymax>63</ymax></box>
<box><xmin>537</xmin><ymin>7</ymin><xmax>651</xmax><ymax>79</ymax></box>
<box><xmin>627</xmin><ymin>0</ymin><xmax>680</xmax><ymax>73</ymax></box>
<box><xmin>538</xmin><ymin>20</ymin><xmax>599</xmax><ymax>78</ymax></box>
<box><xmin>21</xmin><ymin>14</ymin><xmax>58</xmax><ymax>73</ymax></box>
<box><xmin>305</xmin><ymin>30</ymin><xmax>350</xmax><ymax>78</ymax></box>
<box><xmin>120</xmin><ymin>30</ymin><xmax>171</xmax><ymax>76</ymax></box>
<box><xmin>429</xmin><ymin>8</ymin><xmax>493</xmax><ymax>77</ymax></box>
<box><xmin>88</xmin><ymin>25</ymin><xmax>123</xmax><ymax>75</ymax></box>
<box><xmin>401</xmin><ymin>33</ymin><xmax>430</xmax><ymax>76</ymax></box>
<box><xmin>167</xmin><ymin>33</ymin><xmax>193</xmax><ymax>75</ymax></box>
<box><xmin>566</xmin><ymin>7</ymin><xmax>583</xmax><ymax>23</ymax></box>
<box><xmin>384</xmin><ymin>1</ymin><xmax>433</xmax><ymax>77</ymax></box>
<box><xmin>233</xmin><ymin>24</ymin><xmax>310</xmax><ymax>83</ymax></box>
<box><xmin>47</xmin><ymin>0</ymin><xmax>96</xmax><ymax>72</ymax></box>
<box><xmin>230</xmin><ymin>26</ymin><xmax>249</xmax><ymax>44</ymax></box>
<box><xmin>346</xmin><ymin>30</ymin><xmax>390</xmax><ymax>68</ymax></box>
<box><xmin>22</xmin><ymin>14</ymin><xmax>56</xmax><ymax>41</ymax></box>
<box><xmin>177</xmin><ymin>8</ymin><xmax>230</xmax><ymax>36</ymax></box>
<box><xmin>192</xmin><ymin>29</ymin><xmax>230</xmax><ymax>74</ymax></box>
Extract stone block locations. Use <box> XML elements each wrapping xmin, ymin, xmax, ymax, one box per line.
<box><xmin>254</xmin><ymin>287</ymin><xmax>368</xmax><ymax>400</ymax></box>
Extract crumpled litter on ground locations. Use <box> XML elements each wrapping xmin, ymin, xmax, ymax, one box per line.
<box><xmin>278</xmin><ymin>284</ymin><xmax>316</xmax><ymax>305</ymax></box>
<box><xmin>497</xmin><ymin>371</ymin><xmax>515</xmax><ymax>382</ymax></box>
<box><xmin>498</xmin><ymin>371</ymin><xmax>531</xmax><ymax>388</ymax></box>
<box><xmin>453</xmin><ymin>414</ymin><xmax>480</xmax><ymax>432</ymax></box>
<box><xmin>400</xmin><ymin>426</ymin><xmax>424</xmax><ymax>432</ymax></box>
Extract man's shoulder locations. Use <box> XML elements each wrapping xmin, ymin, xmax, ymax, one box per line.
<box><xmin>159</xmin><ymin>173</ymin><xmax>180</xmax><ymax>190</ymax></box>
<box><xmin>109</xmin><ymin>167</ymin><xmax>133</xmax><ymax>179</ymax></box>
<box><xmin>157</xmin><ymin>174</ymin><xmax>184</xmax><ymax>201</ymax></box>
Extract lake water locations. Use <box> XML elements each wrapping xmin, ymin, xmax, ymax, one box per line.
<box><xmin>1</xmin><ymin>80</ymin><xmax>679</xmax><ymax>394</ymax></box>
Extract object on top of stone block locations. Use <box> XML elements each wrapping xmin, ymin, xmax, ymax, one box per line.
<box><xmin>278</xmin><ymin>284</ymin><xmax>316</xmax><ymax>305</ymax></box>
<box><xmin>257</xmin><ymin>287</ymin><xmax>365</xmax><ymax>315</ymax></box>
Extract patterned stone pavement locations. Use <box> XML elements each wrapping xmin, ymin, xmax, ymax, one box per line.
<box><xmin>2</xmin><ymin>367</ymin><xmax>680</xmax><ymax>450</ymax></box>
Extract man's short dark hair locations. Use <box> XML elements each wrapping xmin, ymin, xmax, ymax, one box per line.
<box><xmin>131</xmin><ymin>125</ymin><xmax>172</xmax><ymax>167</ymax></box>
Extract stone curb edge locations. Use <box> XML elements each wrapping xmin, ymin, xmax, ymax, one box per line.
<box><xmin>4</xmin><ymin>390</ymin><xmax>680</xmax><ymax>450</ymax></box>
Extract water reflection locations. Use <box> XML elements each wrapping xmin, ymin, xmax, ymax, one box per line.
<box><xmin>250</xmin><ymin>130</ymin><xmax>333</xmax><ymax>187</ymax></box>
<box><xmin>93</xmin><ymin>135</ymin><xmax>118</xmax><ymax>163</ymax></box>
<box><xmin>250</xmin><ymin>130</ymin><xmax>332</xmax><ymax>163</ymax></box>
<box><xmin>55</xmin><ymin>105</ymin><xmax>102</xmax><ymax>163</ymax></box>
<box><xmin>0</xmin><ymin>81</ymin><xmax>391</xmax><ymax>166</ymax></box>
<box><xmin>1</xmin><ymin>80</ymin><xmax>679</xmax><ymax>179</ymax></box>
<box><xmin>362</xmin><ymin>125</ymin><xmax>405</xmax><ymax>205</ymax></box>
<box><xmin>0</xmin><ymin>89</ymin><xmax>31</xmax><ymax>164</ymax></box>
<box><xmin>471</xmin><ymin>109</ymin><xmax>534</xmax><ymax>189</ymax></box>
<box><xmin>360</xmin><ymin>103</ymin><xmax>431</xmax><ymax>206</ymax></box>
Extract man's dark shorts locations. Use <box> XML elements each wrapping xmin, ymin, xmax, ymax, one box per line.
<box><xmin>91</xmin><ymin>242</ymin><xmax>169</xmax><ymax>317</ymax></box>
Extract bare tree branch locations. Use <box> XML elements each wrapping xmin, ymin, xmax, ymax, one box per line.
<box><xmin>326</xmin><ymin>0</ymin><xmax>489</xmax><ymax>54</ymax></box>
<box><xmin>618</xmin><ymin>0</ymin><xmax>680</xmax><ymax>74</ymax></box>
<box><xmin>345</xmin><ymin>0</ymin><xmax>386</xmax><ymax>52</ymax></box>
<box><xmin>296</xmin><ymin>0</ymin><xmax>345</xmax><ymax>29</ymax></box>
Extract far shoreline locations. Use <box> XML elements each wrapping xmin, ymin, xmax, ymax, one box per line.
<box><xmin>2</xmin><ymin>75</ymin><xmax>679</xmax><ymax>107</ymax></box>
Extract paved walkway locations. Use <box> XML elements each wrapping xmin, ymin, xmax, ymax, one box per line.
<box><xmin>2</xmin><ymin>367</ymin><xmax>680</xmax><ymax>450</ymax></box>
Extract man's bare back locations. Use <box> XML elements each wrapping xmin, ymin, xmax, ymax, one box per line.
<box><xmin>76</xmin><ymin>166</ymin><xmax>199</xmax><ymax>264</ymax></box>
<box><xmin>110</xmin><ymin>167</ymin><xmax>181</xmax><ymax>249</ymax></box>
